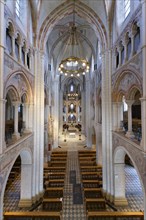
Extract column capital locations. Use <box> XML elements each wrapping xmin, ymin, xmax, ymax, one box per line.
<box><xmin>117</xmin><ymin>43</ymin><xmax>123</xmax><ymax>52</ymax></box>
<box><xmin>122</xmin><ymin>34</ymin><xmax>129</xmax><ymax>47</ymax></box>
<box><xmin>125</xmin><ymin>100</ymin><xmax>135</xmax><ymax>106</ymax></box>
<box><xmin>0</xmin><ymin>98</ymin><xmax>7</xmax><ymax>104</ymax></box>
<box><xmin>12</xmin><ymin>101</ymin><xmax>20</xmax><ymax>107</ymax></box>
<box><xmin>140</xmin><ymin>97</ymin><xmax>146</xmax><ymax>102</ymax></box>
<box><xmin>23</xmin><ymin>48</ymin><xmax>28</xmax><ymax>54</ymax></box>
<box><xmin>129</xmin><ymin>30</ymin><xmax>137</xmax><ymax>39</ymax></box>
<box><xmin>9</xmin><ymin>31</ymin><xmax>16</xmax><ymax>39</ymax></box>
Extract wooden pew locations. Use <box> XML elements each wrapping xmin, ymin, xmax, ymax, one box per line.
<box><xmin>84</xmin><ymin>188</ymin><xmax>103</xmax><ymax>199</ymax></box>
<box><xmin>4</xmin><ymin>211</ymin><xmax>61</xmax><ymax>220</ymax></box>
<box><xmin>82</xmin><ymin>173</ymin><xmax>102</xmax><ymax>181</ymax></box>
<box><xmin>80</xmin><ymin>165</ymin><xmax>102</xmax><ymax>172</ymax></box>
<box><xmin>44</xmin><ymin>187</ymin><xmax>63</xmax><ymax>198</ymax></box>
<box><xmin>51</xmin><ymin>157</ymin><xmax>67</xmax><ymax>161</ymax></box>
<box><xmin>82</xmin><ymin>180</ymin><xmax>102</xmax><ymax>188</ymax></box>
<box><xmin>44</xmin><ymin>167</ymin><xmax>66</xmax><ymax>172</ymax></box>
<box><xmin>51</xmin><ymin>152</ymin><xmax>67</xmax><ymax>156</ymax></box>
<box><xmin>48</xmin><ymin>161</ymin><xmax>66</xmax><ymax>167</ymax></box>
<box><xmin>45</xmin><ymin>179</ymin><xmax>64</xmax><ymax>188</ymax></box>
<box><xmin>87</xmin><ymin>211</ymin><xmax>144</xmax><ymax>220</ymax></box>
<box><xmin>44</xmin><ymin>172</ymin><xmax>65</xmax><ymax>180</ymax></box>
<box><xmin>80</xmin><ymin>161</ymin><xmax>96</xmax><ymax>166</ymax></box>
<box><xmin>79</xmin><ymin>157</ymin><xmax>96</xmax><ymax>161</ymax></box>
<box><xmin>42</xmin><ymin>198</ymin><xmax>62</xmax><ymax>212</ymax></box>
<box><xmin>52</xmin><ymin>151</ymin><xmax>67</xmax><ymax>153</ymax></box>
<box><xmin>85</xmin><ymin>198</ymin><xmax>106</xmax><ymax>211</ymax></box>
<box><xmin>78</xmin><ymin>150</ymin><xmax>96</xmax><ymax>154</ymax></box>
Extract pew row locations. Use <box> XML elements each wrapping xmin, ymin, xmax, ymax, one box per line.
<box><xmin>85</xmin><ymin>198</ymin><xmax>106</xmax><ymax>211</ymax></box>
<box><xmin>80</xmin><ymin>166</ymin><xmax>102</xmax><ymax>172</ymax></box>
<box><xmin>83</xmin><ymin>188</ymin><xmax>103</xmax><ymax>198</ymax></box>
<box><xmin>87</xmin><ymin>211</ymin><xmax>144</xmax><ymax>220</ymax></box>
<box><xmin>42</xmin><ymin>198</ymin><xmax>62</xmax><ymax>212</ymax></box>
<box><xmin>44</xmin><ymin>179</ymin><xmax>64</xmax><ymax>188</ymax></box>
<box><xmin>4</xmin><ymin>211</ymin><xmax>61</xmax><ymax>220</ymax></box>
<box><xmin>44</xmin><ymin>187</ymin><xmax>63</xmax><ymax>198</ymax></box>
<box><xmin>82</xmin><ymin>180</ymin><xmax>102</xmax><ymax>188</ymax></box>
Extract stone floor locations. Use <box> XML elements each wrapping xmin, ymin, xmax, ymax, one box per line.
<box><xmin>3</xmin><ymin>132</ymin><xmax>144</xmax><ymax>218</ymax></box>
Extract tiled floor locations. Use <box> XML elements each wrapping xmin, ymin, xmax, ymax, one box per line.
<box><xmin>62</xmin><ymin>150</ymin><xmax>86</xmax><ymax>220</ymax></box>
<box><xmin>3</xmin><ymin>132</ymin><xmax>144</xmax><ymax>218</ymax></box>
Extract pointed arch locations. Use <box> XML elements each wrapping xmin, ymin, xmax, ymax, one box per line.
<box><xmin>38</xmin><ymin>1</ymin><xmax>107</xmax><ymax>51</ymax></box>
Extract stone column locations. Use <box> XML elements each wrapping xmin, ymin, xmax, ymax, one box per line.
<box><xmin>81</xmin><ymin>89</ymin><xmax>85</xmax><ymax>133</ymax></box>
<box><xmin>32</xmin><ymin>49</ymin><xmax>38</xmax><ymax>203</ymax></box>
<box><xmin>101</xmin><ymin>51</ymin><xmax>107</xmax><ymax>194</ymax></box>
<box><xmin>53</xmin><ymin>78</ymin><xmax>59</xmax><ymax>148</ymax></box>
<box><xmin>125</xmin><ymin>100</ymin><xmax>134</xmax><ymax>138</ymax></box>
<box><xmin>19</xmin><ymin>164</ymin><xmax>32</xmax><ymax>207</ymax></box>
<box><xmin>44</xmin><ymin>104</ymin><xmax>49</xmax><ymax>162</ymax></box>
<box><xmin>0</xmin><ymin>0</ymin><xmax>6</xmax><ymax>155</ymax></box>
<box><xmin>32</xmin><ymin>49</ymin><xmax>44</xmax><ymax>202</ymax></box>
<box><xmin>85</xmin><ymin>76</ymin><xmax>92</xmax><ymax>148</ymax></box>
<box><xmin>0</xmin><ymin>99</ymin><xmax>6</xmax><ymax>153</ymax></box>
<box><xmin>114</xmin><ymin>163</ymin><xmax>128</xmax><ymax>206</ymax></box>
<box><xmin>102</xmin><ymin>47</ymin><xmax>113</xmax><ymax>202</ymax></box>
<box><xmin>29</xmin><ymin>49</ymin><xmax>33</xmax><ymax>72</ymax></box>
<box><xmin>112</xmin><ymin>102</ymin><xmax>118</xmax><ymax>131</ymax></box>
<box><xmin>98</xmin><ymin>100</ymin><xmax>102</xmax><ymax>123</ymax></box>
<box><xmin>10</xmin><ymin>33</ymin><xmax>16</xmax><ymax>58</ymax></box>
<box><xmin>23</xmin><ymin>103</ymin><xmax>31</xmax><ymax>133</ymax></box>
<box><xmin>130</xmin><ymin>35</ymin><xmax>134</xmax><ymax>58</ymax></box>
<box><xmin>38</xmin><ymin>51</ymin><xmax>45</xmax><ymax>195</ymax></box>
<box><xmin>140</xmin><ymin>0</ymin><xmax>146</xmax><ymax>153</ymax></box>
<box><xmin>117</xmin><ymin>102</ymin><xmax>123</xmax><ymax>131</ymax></box>
<box><xmin>22</xmin><ymin>103</ymin><xmax>26</xmax><ymax>131</ymax></box>
<box><xmin>12</xmin><ymin>101</ymin><xmax>20</xmax><ymax>140</ymax></box>
<box><xmin>122</xmin><ymin>35</ymin><xmax>129</xmax><ymax>63</ymax></box>
<box><xmin>18</xmin><ymin>41</ymin><xmax>22</xmax><ymax>63</ymax></box>
<box><xmin>28</xmin><ymin>102</ymin><xmax>33</xmax><ymax>132</ymax></box>
<box><xmin>59</xmin><ymin>90</ymin><xmax>63</xmax><ymax>133</ymax></box>
<box><xmin>24</xmin><ymin>48</ymin><xmax>28</xmax><ymax>68</ymax></box>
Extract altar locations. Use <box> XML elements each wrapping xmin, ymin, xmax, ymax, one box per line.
<box><xmin>69</xmin><ymin>132</ymin><xmax>76</xmax><ymax>138</ymax></box>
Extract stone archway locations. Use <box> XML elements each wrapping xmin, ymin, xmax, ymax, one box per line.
<box><xmin>114</xmin><ymin>146</ymin><xmax>144</xmax><ymax>207</ymax></box>
<box><xmin>1</xmin><ymin>148</ymin><xmax>32</xmax><ymax>218</ymax></box>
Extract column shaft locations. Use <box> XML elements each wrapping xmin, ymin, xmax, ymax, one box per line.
<box><xmin>140</xmin><ymin>0</ymin><xmax>146</xmax><ymax>152</ymax></box>
<box><xmin>125</xmin><ymin>100</ymin><xmax>134</xmax><ymax>138</ymax></box>
<box><xmin>85</xmin><ymin>78</ymin><xmax>92</xmax><ymax>148</ymax></box>
<box><xmin>12</xmin><ymin>102</ymin><xmax>20</xmax><ymax>140</ymax></box>
<box><xmin>0</xmin><ymin>0</ymin><xmax>6</xmax><ymax>154</ymax></box>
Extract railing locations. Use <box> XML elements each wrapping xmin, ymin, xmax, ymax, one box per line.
<box><xmin>87</xmin><ymin>211</ymin><xmax>144</xmax><ymax>220</ymax></box>
<box><xmin>4</xmin><ymin>211</ymin><xmax>61</xmax><ymax>220</ymax></box>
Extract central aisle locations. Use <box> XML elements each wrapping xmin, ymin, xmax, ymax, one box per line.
<box><xmin>62</xmin><ymin>150</ymin><xmax>86</xmax><ymax>219</ymax></box>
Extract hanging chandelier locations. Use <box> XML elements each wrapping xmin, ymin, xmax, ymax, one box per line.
<box><xmin>58</xmin><ymin>56</ymin><xmax>89</xmax><ymax>77</ymax></box>
<box><xmin>58</xmin><ymin>0</ymin><xmax>90</xmax><ymax>77</ymax></box>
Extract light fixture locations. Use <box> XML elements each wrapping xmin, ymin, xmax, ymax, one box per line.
<box><xmin>58</xmin><ymin>0</ymin><xmax>89</xmax><ymax>77</ymax></box>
